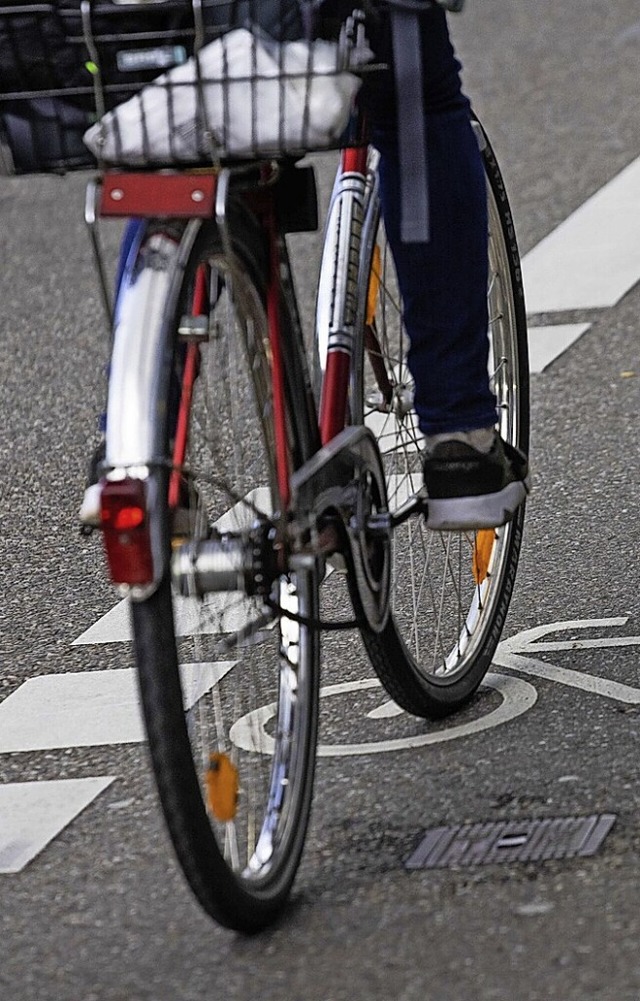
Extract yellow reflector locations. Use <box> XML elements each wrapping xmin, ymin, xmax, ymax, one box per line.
<box><xmin>366</xmin><ymin>244</ymin><xmax>382</xmax><ymax>326</ymax></box>
<box><xmin>472</xmin><ymin>529</ymin><xmax>495</xmax><ymax>585</ymax></box>
<box><xmin>205</xmin><ymin>752</ymin><xmax>239</xmax><ymax>822</ymax></box>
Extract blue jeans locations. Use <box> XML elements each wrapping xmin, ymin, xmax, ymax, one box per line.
<box><xmin>361</xmin><ymin>9</ymin><xmax>496</xmax><ymax>436</ymax></box>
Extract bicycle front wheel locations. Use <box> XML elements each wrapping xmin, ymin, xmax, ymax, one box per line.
<box><xmin>355</xmin><ymin>126</ymin><xmax>529</xmax><ymax>717</ymax></box>
<box><xmin>121</xmin><ymin>210</ymin><xmax>320</xmax><ymax>932</ymax></box>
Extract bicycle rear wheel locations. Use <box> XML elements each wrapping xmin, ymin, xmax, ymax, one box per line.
<box><xmin>355</xmin><ymin>125</ymin><xmax>529</xmax><ymax>717</ymax></box>
<box><xmin>122</xmin><ymin>209</ymin><xmax>320</xmax><ymax>932</ymax></box>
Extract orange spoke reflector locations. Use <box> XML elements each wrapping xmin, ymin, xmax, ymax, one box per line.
<box><xmin>472</xmin><ymin>529</ymin><xmax>496</xmax><ymax>585</ymax></box>
<box><xmin>205</xmin><ymin>752</ymin><xmax>239</xmax><ymax>822</ymax></box>
<box><xmin>366</xmin><ymin>244</ymin><xmax>382</xmax><ymax>326</ymax></box>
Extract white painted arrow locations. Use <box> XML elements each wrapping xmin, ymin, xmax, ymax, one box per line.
<box><xmin>495</xmin><ymin>617</ymin><xmax>640</xmax><ymax>704</ymax></box>
<box><xmin>0</xmin><ymin>778</ymin><xmax>115</xmax><ymax>873</ymax></box>
<box><xmin>0</xmin><ymin>661</ymin><xmax>236</xmax><ymax>752</ymax></box>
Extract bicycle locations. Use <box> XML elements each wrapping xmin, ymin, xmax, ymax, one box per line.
<box><xmin>0</xmin><ymin>0</ymin><xmax>528</xmax><ymax>933</ymax></box>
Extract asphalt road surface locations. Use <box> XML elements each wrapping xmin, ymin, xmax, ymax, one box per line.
<box><xmin>1</xmin><ymin>1</ymin><xmax>640</xmax><ymax>999</ymax></box>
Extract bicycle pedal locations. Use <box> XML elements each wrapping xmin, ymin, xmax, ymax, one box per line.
<box><xmin>388</xmin><ymin>488</ymin><xmax>429</xmax><ymax>528</ymax></box>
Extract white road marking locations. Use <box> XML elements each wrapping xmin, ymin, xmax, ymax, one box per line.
<box><xmin>527</xmin><ymin>324</ymin><xmax>592</xmax><ymax>374</ymax></box>
<box><xmin>367</xmin><ymin>699</ymin><xmax>404</xmax><ymax>720</ymax></box>
<box><xmin>495</xmin><ymin>649</ymin><xmax>640</xmax><ymax>704</ymax></box>
<box><xmin>521</xmin><ymin>154</ymin><xmax>640</xmax><ymax>371</ymax></box>
<box><xmin>0</xmin><ymin>662</ymin><xmax>235</xmax><ymax>753</ymax></box>
<box><xmin>497</xmin><ymin>617</ymin><xmax>630</xmax><ymax>649</ymax></box>
<box><xmin>495</xmin><ymin>618</ymin><xmax>640</xmax><ymax>704</ymax></box>
<box><xmin>522</xmin><ymin>156</ymin><xmax>640</xmax><ymax>314</ymax></box>
<box><xmin>213</xmin><ymin>486</ymin><xmax>272</xmax><ymax>532</ymax></box>
<box><xmin>243</xmin><ymin>617</ymin><xmax>639</xmax><ymax>754</ymax></box>
<box><xmin>0</xmin><ymin>778</ymin><xmax>114</xmax><ymax>873</ymax></box>
<box><xmin>3</xmin><ymin>615</ymin><xmax>638</xmax><ymax>872</ymax></box>
<box><xmin>73</xmin><ymin>598</ymin><xmax>131</xmax><ymax>645</ymax></box>
<box><xmin>230</xmin><ymin>673</ymin><xmax>538</xmax><ymax>756</ymax></box>
<box><xmin>73</xmin><ymin>591</ymin><xmax>251</xmax><ymax>645</ymax></box>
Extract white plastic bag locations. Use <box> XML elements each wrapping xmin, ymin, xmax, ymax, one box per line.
<box><xmin>83</xmin><ymin>29</ymin><xmax>370</xmax><ymax>163</ymax></box>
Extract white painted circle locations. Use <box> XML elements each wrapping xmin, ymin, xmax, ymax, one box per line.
<box><xmin>230</xmin><ymin>671</ymin><xmax>537</xmax><ymax>757</ymax></box>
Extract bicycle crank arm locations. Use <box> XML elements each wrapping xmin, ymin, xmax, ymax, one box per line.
<box><xmin>367</xmin><ymin>488</ymin><xmax>429</xmax><ymax>534</ymax></box>
<box><xmin>289</xmin><ymin>425</ymin><xmax>379</xmax><ymax>516</ymax></box>
<box><xmin>290</xmin><ymin>425</ymin><xmax>391</xmax><ymax>633</ymax></box>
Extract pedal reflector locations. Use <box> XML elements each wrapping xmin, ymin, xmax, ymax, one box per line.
<box><xmin>472</xmin><ymin>529</ymin><xmax>495</xmax><ymax>585</ymax></box>
<box><xmin>366</xmin><ymin>244</ymin><xmax>382</xmax><ymax>326</ymax></box>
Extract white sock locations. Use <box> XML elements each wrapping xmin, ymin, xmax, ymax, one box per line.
<box><xmin>424</xmin><ymin>427</ymin><xmax>495</xmax><ymax>455</ymax></box>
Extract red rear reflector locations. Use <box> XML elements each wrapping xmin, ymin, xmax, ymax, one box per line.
<box><xmin>100</xmin><ymin>173</ymin><xmax>217</xmax><ymax>218</ymax></box>
<box><xmin>105</xmin><ymin>505</ymin><xmax>146</xmax><ymax>532</ymax></box>
<box><xmin>101</xmin><ymin>479</ymin><xmax>154</xmax><ymax>585</ymax></box>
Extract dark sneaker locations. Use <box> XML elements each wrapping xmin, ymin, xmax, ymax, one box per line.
<box><xmin>423</xmin><ymin>433</ymin><xmax>530</xmax><ymax>531</ymax></box>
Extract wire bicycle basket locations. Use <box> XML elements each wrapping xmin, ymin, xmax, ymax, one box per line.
<box><xmin>0</xmin><ymin>0</ymin><xmax>374</xmax><ymax>175</ymax></box>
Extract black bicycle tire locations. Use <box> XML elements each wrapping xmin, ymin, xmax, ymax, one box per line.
<box><xmin>357</xmin><ymin>126</ymin><xmax>529</xmax><ymax>718</ymax></box>
<box><xmin>128</xmin><ymin>209</ymin><xmax>321</xmax><ymax>932</ymax></box>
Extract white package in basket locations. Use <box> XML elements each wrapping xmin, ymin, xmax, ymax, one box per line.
<box><xmin>83</xmin><ymin>29</ymin><xmax>371</xmax><ymax>163</ymax></box>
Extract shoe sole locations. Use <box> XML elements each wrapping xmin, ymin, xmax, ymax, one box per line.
<box><xmin>425</xmin><ymin>478</ymin><xmax>530</xmax><ymax>532</ymax></box>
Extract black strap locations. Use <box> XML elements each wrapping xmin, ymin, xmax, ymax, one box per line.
<box><xmin>391</xmin><ymin>6</ymin><xmax>430</xmax><ymax>242</ymax></box>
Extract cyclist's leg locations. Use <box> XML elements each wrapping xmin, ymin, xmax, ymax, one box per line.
<box><xmin>376</xmin><ymin>118</ymin><xmax>495</xmax><ymax>437</ymax></box>
<box><xmin>362</xmin><ymin>9</ymin><xmax>529</xmax><ymax>529</ymax></box>
<box><xmin>369</xmin><ymin>11</ymin><xmax>494</xmax><ymax>435</ymax></box>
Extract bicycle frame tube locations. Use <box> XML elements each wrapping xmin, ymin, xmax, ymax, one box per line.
<box><xmin>316</xmin><ymin>144</ymin><xmax>380</xmax><ymax>443</ymax></box>
<box><xmin>216</xmin><ymin>166</ymin><xmax>293</xmax><ymax>508</ymax></box>
<box><xmin>350</xmin><ymin>147</ymin><xmax>382</xmax><ymax>425</ymax></box>
<box><xmin>266</xmin><ymin>213</ymin><xmax>292</xmax><ymax>508</ymax></box>
<box><xmin>167</xmin><ymin>263</ymin><xmax>208</xmax><ymax>511</ymax></box>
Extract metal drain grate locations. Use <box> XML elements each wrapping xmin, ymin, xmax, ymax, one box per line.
<box><xmin>405</xmin><ymin>813</ymin><xmax>616</xmax><ymax>870</ymax></box>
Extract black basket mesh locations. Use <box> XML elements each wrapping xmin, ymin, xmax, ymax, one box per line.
<box><xmin>0</xmin><ymin>1</ymin><xmax>371</xmax><ymax>174</ymax></box>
